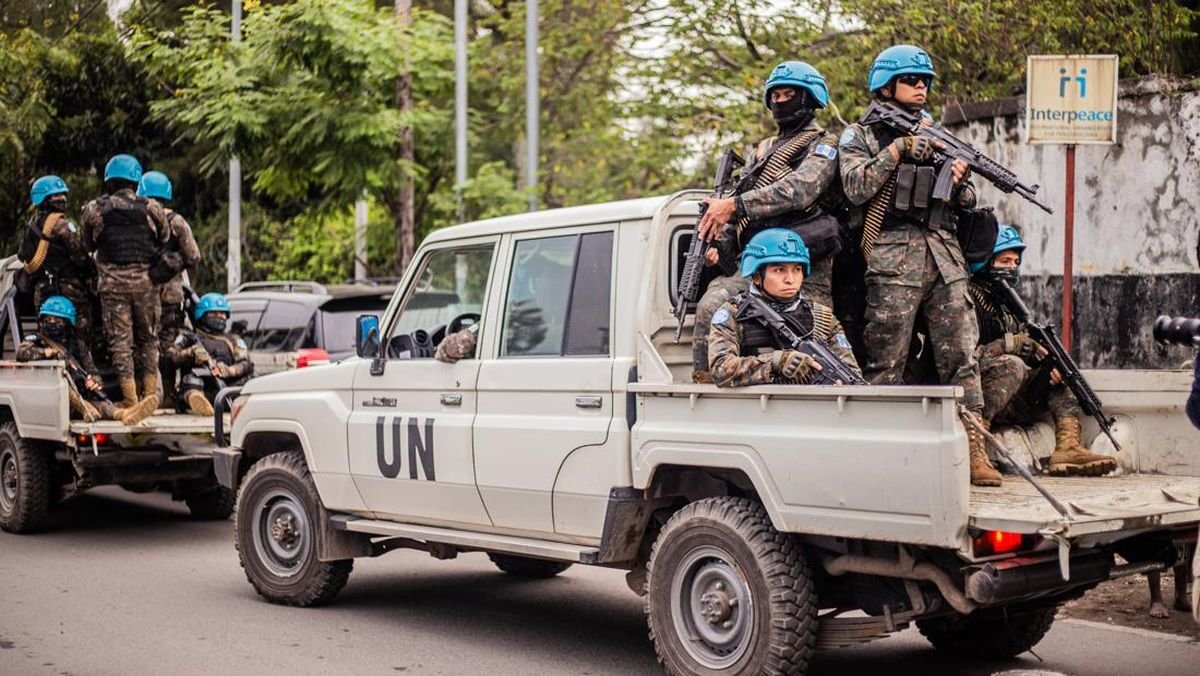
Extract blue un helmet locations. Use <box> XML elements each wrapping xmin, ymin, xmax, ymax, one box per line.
<box><xmin>39</xmin><ymin>296</ymin><xmax>78</xmax><ymax>326</ymax></box>
<box><xmin>30</xmin><ymin>175</ymin><xmax>69</xmax><ymax>207</ymax></box>
<box><xmin>867</xmin><ymin>44</ymin><xmax>936</xmax><ymax>93</ymax></box>
<box><xmin>763</xmin><ymin>61</ymin><xmax>830</xmax><ymax>109</ymax></box>
<box><xmin>194</xmin><ymin>292</ymin><xmax>232</xmax><ymax>321</ymax></box>
<box><xmin>137</xmin><ymin>171</ymin><xmax>173</xmax><ymax>201</ymax></box>
<box><xmin>740</xmin><ymin>228</ymin><xmax>811</xmax><ymax>278</ymax></box>
<box><xmin>103</xmin><ymin>154</ymin><xmax>143</xmax><ymax>184</ymax></box>
<box><xmin>970</xmin><ymin>224</ymin><xmax>1027</xmax><ymax>274</ymax></box>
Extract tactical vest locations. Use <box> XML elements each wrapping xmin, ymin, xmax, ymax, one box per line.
<box><xmin>969</xmin><ymin>281</ymin><xmax>1021</xmax><ymax>346</ymax></box>
<box><xmin>734</xmin><ymin>294</ymin><xmax>816</xmax><ymax>356</ymax></box>
<box><xmin>18</xmin><ymin>212</ymin><xmax>75</xmax><ymax>277</ymax></box>
<box><xmin>865</xmin><ymin>121</ymin><xmax>954</xmax><ymax>231</ymax></box>
<box><xmin>94</xmin><ymin>195</ymin><xmax>158</xmax><ymax>265</ymax></box>
<box><xmin>196</xmin><ymin>330</ymin><xmax>237</xmax><ymax>366</ymax></box>
<box><xmin>163</xmin><ymin>210</ymin><xmax>183</xmax><ymax>254</ymax></box>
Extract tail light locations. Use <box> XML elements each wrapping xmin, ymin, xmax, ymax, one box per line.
<box><xmin>295</xmin><ymin>348</ymin><xmax>330</xmax><ymax>368</ymax></box>
<box><xmin>76</xmin><ymin>433</ymin><xmax>109</xmax><ymax>446</ymax></box>
<box><xmin>972</xmin><ymin>530</ymin><xmax>1038</xmax><ymax>557</ymax></box>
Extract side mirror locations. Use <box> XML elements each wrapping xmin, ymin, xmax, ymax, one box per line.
<box><xmin>356</xmin><ymin>314</ymin><xmax>380</xmax><ymax>358</ymax></box>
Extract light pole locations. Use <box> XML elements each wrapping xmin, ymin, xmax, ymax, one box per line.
<box><xmin>455</xmin><ymin>0</ymin><xmax>468</xmax><ymax>222</ymax></box>
<box><xmin>525</xmin><ymin>0</ymin><xmax>538</xmax><ymax>211</ymax></box>
<box><xmin>227</xmin><ymin>0</ymin><xmax>242</xmax><ymax>292</ymax></box>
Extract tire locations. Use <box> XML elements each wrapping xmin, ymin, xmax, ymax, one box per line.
<box><xmin>184</xmin><ymin>484</ymin><xmax>236</xmax><ymax>520</ymax></box>
<box><xmin>917</xmin><ymin>604</ymin><xmax>1058</xmax><ymax>658</ymax></box>
<box><xmin>645</xmin><ymin>497</ymin><xmax>817</xmax><ymax>675</ymax></box>
<box><xmin>234</xmin><ymin>451</ymin><xmax>352</xmax><ymax>606</ymax></box>
<box><xmin>487</xmin><ymin>553</ymin><xmax>572</xmax><ymax>578</ymax></box>
<box><xmin>0</xmin><ymin>421</ymin><xmax>52</xmax><ymax>534</ymax></box>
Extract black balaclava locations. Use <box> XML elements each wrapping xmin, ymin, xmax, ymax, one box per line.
<box><xmin>41</xmin><ymin>316</ymin><xmax>70</xmax><ymax>342</ymax></box>
<box><xmin>988</xmin><ymin>263</ymin><xmax>1020</xmax><ymax>288</ymax></box>
<box><xmin>200</xmin><ymin>313</ymin><xmax>228</xmax><ymax>333</ymax></box>
<box><xmin>769</xmin><ymin>89</ymin><xmax>815</xmax><ymax>137</ymax></box>
<box><xmin>41</xmin><ymin>195</ymin><xmax>68</xmax><ymax>214</ymax></box>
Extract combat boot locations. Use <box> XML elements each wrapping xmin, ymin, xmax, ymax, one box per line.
<box><xmin>119</xmin><ymin>378</ymin><xmax>140</xmax><ymax>409</ymax></box>
<box><xmin>1048</xmin><ymin>416</ymin><xmax>1117</xmax><ymax>477</ymax></box>
<box><xmin>95</xmin><ymin>400</ymin><xmax>122</xmax><ymax>421</ymax></box>
<box><xmin>184</xmin><ymin>389</ymin><xmax>215</xmax><ymax>417</ymax></box>
<box><xmin>968</xmin><ymin>416</ymin><xmax>1002</xmax><ymax>487</ymax></box>
<box><xmin>115</xmin><ymin>396</ymin><xmax>157</xmax><ymax>426</ymax></box>
<box><xmin>138</xmin><ymin>373</ymin><xmax>160</xmax><ymax>414</ymax></box>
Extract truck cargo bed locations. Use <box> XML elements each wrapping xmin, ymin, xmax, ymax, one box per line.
<box><xmin>68</xmin><ymin>410</ymin><xmax>224</xmax><ymax>436</ymax></box>
<box><xmin>970</xmin><ymin>473</ymin><xmax>1200</xmax><ymax>537</ymax></box>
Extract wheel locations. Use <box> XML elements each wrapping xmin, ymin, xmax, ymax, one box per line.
<box><xmin>234</xmin><ymin>451</ymin><xmax>352</xmax><ymax>606</ymax></box>
<box><xmin>917</xmin><ymin>604</ymin><xmax>1058</xmax><ymax>658</ymax></box>
<box><xmin>0</xmin><ymin>421</ymin><xmax>52</xmax><ymax>534</ymax></box>
<box><xmin>487</xmin><ymin>553</ymin><xmax>572</xmax><ymax>578</ymax></box>
<box><xmin>184</xmin><ymin>483</ymin><xmax>235</xmax><ymax>520</ymax></box>
<box><xmin>645</xmin><ymin>497</ymin><xmax>817</xmax><ymax>675</ymax></box>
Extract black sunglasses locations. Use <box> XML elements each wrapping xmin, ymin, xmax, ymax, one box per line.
<box><xmin>896</xmin><ymin>74</ymin><xmax>931</xmax><ymax>88</ymax></box>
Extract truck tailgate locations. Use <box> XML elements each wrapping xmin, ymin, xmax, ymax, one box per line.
<box><xmin>970</xmin><ymin>474</ymin><xmax>1200</xmax><ymax>538</ymax></box>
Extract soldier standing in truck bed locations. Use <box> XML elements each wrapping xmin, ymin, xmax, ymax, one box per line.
<box><xmin>690</xmin><ymin>61</ymin><xmax>844</xmax><ymax>383</ymax></box>
<box><xmin>80</xmin><ymin>154</ymin><xmax>168</xmax><ymax>414</ymax></box>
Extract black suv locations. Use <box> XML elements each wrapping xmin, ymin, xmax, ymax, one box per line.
<box><xmin>226</xmin><ymin>281</ymin><xmax>393</xmax><ymax>375</ymax></box>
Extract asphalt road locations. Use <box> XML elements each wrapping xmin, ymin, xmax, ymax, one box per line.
<box><xmin>2</xmin><ymin>488</ymin><xmax>1198</xmax><ymax>676</ymax></box>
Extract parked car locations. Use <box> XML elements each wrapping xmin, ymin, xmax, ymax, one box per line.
<box><xmin>225</xmin><ymin>281</ymin><xmax>393</xmax><ymax>375</ymax></box>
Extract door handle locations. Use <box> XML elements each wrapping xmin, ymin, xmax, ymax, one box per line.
<box><xmin>575</xmin><ymin>395</ymin><xmax>603</xmax><ymax>409</ymax></box>
<box><xmin>440</xmin><ymin>393</ymin><xmax>463</xmax><ymax>406</ymax></box>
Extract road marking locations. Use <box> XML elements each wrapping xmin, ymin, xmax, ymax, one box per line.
<box><xmin>1060</xmin><ymin>618</ymin><xmax>1199</xmax><ymax>643</ymax></box>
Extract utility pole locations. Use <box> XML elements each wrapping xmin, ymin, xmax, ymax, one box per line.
<box><xmin>395</xmin><ymin>0</ymin><xmax>415</xmax><ymax>275</ymax></box>
<box><xmin>227</xmin><ymin>0</ymin><xmax>242</xmax><ymax>292</ymax></box>
<box><xmin>454</xmin><ymin>0</ymin><xmax>468</xmax><ymax>222</ymax></box>
<box><xmin>525</xmin><ymin>0</ymin><xmax>539</xmax><ymax>211</ymax></box>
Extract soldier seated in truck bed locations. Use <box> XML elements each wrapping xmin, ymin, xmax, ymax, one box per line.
<box><xmin>17</xmin><ymin>296</ymin><xmax>155</xmax><ymax>425</ymax></box>
<box><xmin>708</xmin><ymin>228</ymin><xmax>859</xmax><ymax>387</ymax></box>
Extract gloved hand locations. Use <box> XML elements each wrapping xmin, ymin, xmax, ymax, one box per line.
<box><xmin>771</xmin><ymin>350</ymin><xmax>819</xmax><ymax>381</ymax></box>
<box><xmin>191</xmin><ymin>343</ymin><xmax>210</xmax><ymax>365</ymax></box>
<box><xmin>212</xmin><ymin>363</ymin><xmax>231</xmax><ymax>379</ymax></box>
<box><xmin>892</xmin><ymin>135</ymin><xmax>936</xmax><ymax>162</ymax></box>
<box><xmin>1004</xmin><ymin>332</ymin><xmax>1040</xmax><ymax>361</ymax></box>
<box><xmin>79</xmin><ymin>400</ymin><xmax>101</xmax><ymax>423</ymax></box>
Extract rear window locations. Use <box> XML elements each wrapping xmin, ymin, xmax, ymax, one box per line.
<box><xmin>229</xmin><ymin>298</ymin><xmax>317</xmax><ymax>353</ymax></box>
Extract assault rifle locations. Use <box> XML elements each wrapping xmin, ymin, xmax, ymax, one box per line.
<box><xmin>861</xmin><ymin>101</ymin><xmax>1054</xmax><ymax>214</ymax></box>
<box><xmin>991</xmin><ymin>278</ymin><xmax>1121</xmax><ymax>450</ymax></box>
<box><xmin>674</xmin><ymin>148</ymin><xmax>745</xmax><ymax>341</ymax></box>
<box><xmin>743</xmin><ymin>295</ymin><xmax>867</xmax><ymax>386</ymax></box>
<box><xmin>35</xmin><ymin>336</ymin><xmax>115</xmax><ymax>406</ymax></box>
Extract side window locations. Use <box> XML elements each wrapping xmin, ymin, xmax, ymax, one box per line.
<box><xmin>501</xmin><ymin>231</ymin><xmax>613</xmax><ymax>358</ymax></box>
<box><xmin>387</xmin><ymin>244</ymin><xmax>495</xmax><ymax>358</ymax></box>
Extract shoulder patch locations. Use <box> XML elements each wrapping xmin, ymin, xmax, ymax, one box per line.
<box><xmin>835</xmin><ymin>333</ymin><xmax>852</xmax><ymax>349</ymax></box>
<box><xmin>236</xmin><ymin>338</ymin><xmax>248</xmax><ymax>350</ymax></box>
<box><xmin>814</xmin><ymin>143</ymin><xmax>837</xmax><ymax>160</ymax></box>
<box><xmin>66</xmin><ymin>220</ymin><xmax>78</xmax><ymax>234</ymax></box>
<box><xmin>838</xmin><ymin>128</ymin><xmax>855</xmax><ymax>146</ymax></box>
<box><xmin>23</xmin><ymin>334</ymin><xmax>38</xmax><ymax>342</ymax></box>
<box><xmin>174</xmin><ymin>334</ymin><xmax>186</xmax><ymax>346</ymax></box>
<box><xmin>711</xmin><ymin>308</ymin><xmax>731</xmax><ymax>326</ymax></box>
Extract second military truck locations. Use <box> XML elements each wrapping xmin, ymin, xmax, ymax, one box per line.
<box><xmin>216</xmin><ymin>191</ymin><xmax>1200</xmax><ymax>675</ymax></box>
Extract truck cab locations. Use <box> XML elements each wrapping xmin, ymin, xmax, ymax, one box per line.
<box><xmin>218</xmin><ymin>192</ymin><xmax>1200</xmax><ymax>675</ymax></box>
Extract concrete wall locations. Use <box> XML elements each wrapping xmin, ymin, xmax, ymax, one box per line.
<box><xmin>943</xmin><ymin>77</ymin><xmax>1200</xmax><ymax>368</ymax></box>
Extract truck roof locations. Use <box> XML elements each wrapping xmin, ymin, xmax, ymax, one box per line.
<box><xmin>423</xmin><ymin>194</ymin><xmax>691</xmax><ymax>244</ymax></box>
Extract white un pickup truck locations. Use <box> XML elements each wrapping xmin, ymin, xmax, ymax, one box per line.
<box><xmin>216</xmin><ymin>191</ymin><xmax>1200</xmax><ymax>675</ymax></box>
<box><xmin>0</xmin><ymin>258</ymin><xmax>232</xmax><ymax>533</ymax></box>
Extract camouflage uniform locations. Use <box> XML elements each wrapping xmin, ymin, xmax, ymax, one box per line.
<box><xmin>80</xmin><ymin>188</ymin><xmax>168</xmax><ymax>387</ymax></box>
<box><xmin>154</xmin><ymin>207</ymin><xmax>202</xmax><ymax>404</ymax></box>
<box><xmin>708</xmin><ymin>289</ymin><xmax>859</xmax><ymax>387</ymax></box>
<box><xmin>839</xmin><ymin>119</ymin><xmax>984</xmax><ymax>410</ymax></box>
<box><xmin>167</xmin><ymin>327</ymin><xmax>253</xmax><ymax>408</ymax></box>
<box><xmin>16</xmin><ymin>333</ymin><xmax>119</xmax><ymax>422</ymax></box>
<box><xmin>18</xmin><ymin>210</ymin><xmax>98</xmax><ymax>372</ymax></box>
<box><xmin>693</xmin><ymin>123</ymin><xmax>841</xmax><ymax>378</ymax></box>
<box><xmin>971</xmin><ymin>280</ymin><xmax>1082</xmax><ymax>423</ymax></box>
<box><xmin>435</xmin><ymin>324</ymin><xmax>479</xmax><ymax>363</ymax></box>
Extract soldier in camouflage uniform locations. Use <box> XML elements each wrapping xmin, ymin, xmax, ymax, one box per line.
<box><xmin>138</xmin><ymin>171</ymin><xmax>202</xmax><ymax>408</ymax></box>
<box><xmin>166</xmin><ymin>293</ymin><xmax>253</xmax><ymax>416</ymax></box>
<box><xmin>692</xmin><ymin>61</ymin><xmax>844</xmax><ymax>382</ymax></box>
<box><xmin>436</xmin><ymin>323</ymin><xmax>480</xmax><ymax>363</ymax></box>
<box><xmin>839</xmin><ymin>45</ymin><xmax>999</xmax><ymax>486</ymax></box>
<box><xmin>971</xmin><ymin>226</ymin><xmax>1116</xmax><ymax>477</ymax></box>
<box><xmin>17</xmin><ymin>297</ymin><xmax>154</xmax><ymax>425</ymax></box>
<box><xmin>17</xmin><ymin>176</ymin><xmax>98</xmax><ymax>372</ymax></box>
<box><xmin>80</xmin><ymin>154</ymin><xmax>168</xmax><ymax>413</ymax></box>
<box><xmin>708</xmin><ymin>229</ymin><xmax>859</xmax><ymax>387</ymax></box>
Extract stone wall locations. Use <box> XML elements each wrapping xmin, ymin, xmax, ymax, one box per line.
<box><xmin>943</xmin><ymin>77</ymin><xmax>1200</xmax><ymax>368</ymax></box>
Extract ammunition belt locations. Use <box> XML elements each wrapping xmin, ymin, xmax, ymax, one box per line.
<box><xmin>735</xmin><ymin>129</ymin><xmax>823</xmax><ymax>247</ymax></box>
<box><xmin>23</xmin><ymin>213</ymin><xmax>62</xmax><ymax>275</ymax></box>
<box><xmin>859</xmin><ymin>173</ymin><xmax>897</xmax><ymax>260</ymax></box>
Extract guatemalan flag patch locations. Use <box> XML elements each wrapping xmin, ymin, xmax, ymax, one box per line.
<box><xmin>814</xmin><ymin>144</ymin><xmax>837</xmax><ymax>160</ymax></box>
